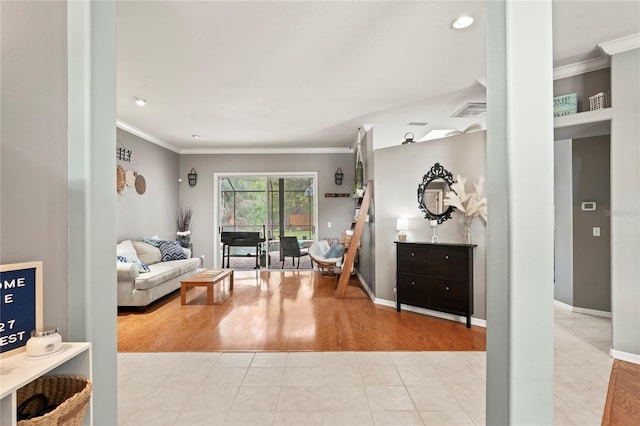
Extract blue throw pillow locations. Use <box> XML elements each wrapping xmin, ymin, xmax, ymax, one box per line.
<box><xmin>158</xmin><ymin>240</ymin><xmax>187</xmax><ymax>262</ymax></box>
<box><xmin>323</xmin><ymin>243</ymin><xmax>344</xmax><ymax>259</ymax></box>
<box><xmin>116</xmin><ymin>255</ymin><xmax>150</xmax><ymax>272</ymax></box>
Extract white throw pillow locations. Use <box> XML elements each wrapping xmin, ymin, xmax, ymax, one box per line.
<box><xmin>116</xmin><ymin>240</ymin><xmax>140</xmax><ymax>262</ymax></box>
<box><xmin>132</xmin><ymin>241</ymin><xmax>162</xmax><ymax>265</ymax></box>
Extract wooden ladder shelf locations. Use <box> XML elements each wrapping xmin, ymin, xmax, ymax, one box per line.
<box><xmin>335</xmin><ymin>180</ymin><xmax>373</xmax><ymax>298</ymax></box>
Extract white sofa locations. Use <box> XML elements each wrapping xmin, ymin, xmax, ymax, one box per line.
<box><xmin>117</xmin><ymin>239</ymin><xmax>200</xmax><ymax>307</ymax></box>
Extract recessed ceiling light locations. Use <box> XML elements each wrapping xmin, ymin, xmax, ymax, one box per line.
<box><xmin>192</xmin><ymin>134</ymin><xmax>201</xmax><ymax>139</ymax></box>
<box><xmin>134</xmin><ymin>97</ymin><xmax>147</xmax><ymax>106</ymax></box>
<box><xmin>452</xmin><ymin>15</ymin><xmax>474</xmax><ymax>29</ymax></box>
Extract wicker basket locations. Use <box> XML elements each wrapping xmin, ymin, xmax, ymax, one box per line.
<box><xmin>16</xmin><ymin>376</ymin><xmax>92</xmax><ymax>426</ymax></box>
<box><xmin>589</xmin><ymin>92</ymin><xmax>610</xmax><ymax>110</ymax></box>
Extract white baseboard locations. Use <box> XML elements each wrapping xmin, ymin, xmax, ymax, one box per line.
<box><xmin>355</xmin><ymin>271</ymin><xmax>375</xmax><ymax>302</ymax></box>
<box><xmin>553</xmin><ymin>300</ymin><xmax>612</xmax><ymax>318</ymax></box>
<box><xmin>610</xmin><ymin>349</ymin><xmax>640</xmax><ymax>365</ymax></box>
<box><xmin>374</xmin><ymin>298</ymin><xmax>486</xmax><ymax>328</ymax></box>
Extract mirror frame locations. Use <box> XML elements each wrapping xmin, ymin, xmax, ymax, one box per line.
<box><xmin>417</xmin><ymin>162</ymin><xmax>456</xmax><ymax>224</ymax></box>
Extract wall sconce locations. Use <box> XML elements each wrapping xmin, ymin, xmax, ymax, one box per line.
<box><xmin>335</xmin><ymin>167</ymin><xmax>344</xmax><ymax>185</ymax></box>
<box><xmin>396</xmin><ymin>218</ymin><xmax>408</xmax><ymax>241</ymax></box>
<box><xmin>402</xmin><ymin>132</ymin><xmax>415</xmax><ymax>144</ymax></box>
<box><xmin>188</xmin><ymin>168</ymin><xmax>198</xmax><ymax>187</ymax></box>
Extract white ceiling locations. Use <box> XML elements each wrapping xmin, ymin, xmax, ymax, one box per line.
<box><xmin>116</xmin><ymin>1</ymin><xmax>640</xmax><ymax>153</ymax></box>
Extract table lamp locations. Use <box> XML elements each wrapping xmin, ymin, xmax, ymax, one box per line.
<box><xmin>396</xmin><ymin>218</ymin><xmax>409</xmax><ymax>241</ymax></box>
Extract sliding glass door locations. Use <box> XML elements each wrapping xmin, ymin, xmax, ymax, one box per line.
<box><xmin>216</xmin><ymin>173</ymin><xmax>317</xmax><ymax>269</ymax></box>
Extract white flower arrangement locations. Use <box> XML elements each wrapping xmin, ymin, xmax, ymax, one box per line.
<box><xmin>444</xmin><ymin>175</ymin><xmax>488</xmax><ymax>224</ymax></box>
<box><xmin>176</xmin><ymin>230</ymin><xmax>192</xmax><ymax>237</ymax></box>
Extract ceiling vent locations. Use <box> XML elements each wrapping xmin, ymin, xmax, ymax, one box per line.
<box><xmin>451</xmin><ymin>103</ymin><xmax>487</xmax><ymax>118</ymax></box>
<box><xmin>408</xmin><ymin>122</ymin><xmax>428</xmax><ymax>126</ymax></box>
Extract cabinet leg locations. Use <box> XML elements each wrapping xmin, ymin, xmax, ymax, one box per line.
<box><xmin>466</xmin><ymin>316</ymin><xmax>471</xmax><ymax>328</ymax></box>
<box><xmin>396</xmin><ymin>302</ymin><xmax>401</xmax><ymax>312</ymax></box>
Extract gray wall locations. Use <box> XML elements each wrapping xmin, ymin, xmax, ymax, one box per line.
<box><xmin>116</xmin><ymin>128</ymin><xmax>180</xmax><ymax>241</ymax></box>
<box><xmin>610</xmin><ymin>48</ymin><xmax>640</xmax><ymax>357</ymax></box>
<box><xmin>178</xmin><ymin>153</ymin><xmax>355</xmax><ymax>267</ymax></box>
<box><xmin>554</xmin><ymin>140</ymin><xmax>574</xmax><ymax>305</ymax></box>
<box><xmin>357</xmin><ymin>129</ymin><xmax>376</xmax><ymax>292</ymax></box>
<box><xmin>553</xmin><ymin>68</ymin><xmax>610</xmax><ymax>112</ymax></box>
<box><xmin>572</xmin><ymin>135</ymin><xmax>611</xmax><ymax>312</ymax></box>
<box><xmin>1</xmin><ymin>1</ymin><xmax>70</xmax><ymax>337</ymax></box>
<box><xmin>373</xmin><ymin>131</ymin><xmax>487</xmax><ymax>319</ymax></box>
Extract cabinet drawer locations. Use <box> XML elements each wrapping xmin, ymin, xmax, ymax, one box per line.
<box><xmin>429</xmin><ymin>279</ymin><xmax>469</xmax><ymax>314</ymax></box>
<box><xmin>397</xmin><ymin>274</ymin><xmax>428</xmax><ymax>308</ymax></box>
<box><xmin>429</xmin><ymin>248</ymin><xmax>467</xmax><ymax>281</ymax></box>
<box><xmin>397</xmin><ymin>245</ymin><xmax>429</xmax><ymax>275</ymax></box>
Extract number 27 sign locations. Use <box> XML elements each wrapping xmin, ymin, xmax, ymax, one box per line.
<box><xmin>0</xmin><ymin>261</ymin><xmax>43</xmax><ymax>358</ymax></box>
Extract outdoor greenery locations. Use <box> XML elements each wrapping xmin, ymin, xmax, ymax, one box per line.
<box><xmin>221</xmin><ymin>177</ymin><xmax>315</xmax><ymax>239</ymax></box>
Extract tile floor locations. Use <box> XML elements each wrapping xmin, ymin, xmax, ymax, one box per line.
<box><xmin>118</xmin><ymin>307</ymin><xmax>612</xmax><ymax>425</ymax></box>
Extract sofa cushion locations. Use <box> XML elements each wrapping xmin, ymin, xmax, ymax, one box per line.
<box><xmin>158</xmin><ymin>240</ymin><xmax>187</xmax><ymax>261</ymax></box>
<box><xmin>324</xmin><ymin>243</ymin><xmax>344</xmax><ymax>259</ymax></box>
<box><xmin>117</xmin><ymin>240</ymin><xmax>141</xmax><ymax>262</ymax></box>
<box><xmin>133</xmin><ymin>241</ymin><xmax>162</xmax><ymax>265</ymax></box>
<box><xmin>134</xmin><ymin>263</ymin><xmax>181</xmax><ymax>290</ymax></box>
<box><xmin>117</xmin><ymin>255</ymin><xmax>150</xmax><ymax>272</ymax></box>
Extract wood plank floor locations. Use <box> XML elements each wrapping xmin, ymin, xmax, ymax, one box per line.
<box><xmin>118</xmin><ymin>270</ymin><xmax>486</xmax><ymax>352</ymax></box>
<box><xmin>602</xmin><ymin>359</ymin><xmax>640</xmax><ymax>425</ymax></box>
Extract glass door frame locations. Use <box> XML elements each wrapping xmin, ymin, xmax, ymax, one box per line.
<box><xmin>212</xmin><ymin>171</ymin><xmax>318</xmax><ymax>269</ymax></box>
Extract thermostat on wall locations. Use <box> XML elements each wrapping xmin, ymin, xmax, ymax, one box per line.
<box><xmin>581</xmin><ymin>201</ymin><xmax>597</xmax><ymax>211</ymax></box>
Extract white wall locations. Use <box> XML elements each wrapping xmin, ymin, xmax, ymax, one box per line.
<box><xmin>554</xmin><ymin>139</ymin><xmax>574</xmax><ymax>305</ymax></box>
<box><xmin>116</xmin><ymin>129</ymin><xmax>180</xmax><ymax>241</ymax></box>
<box><xmin>373</xmin><ymin>131</ymin><xmax>487</xmax><ymax>319</ymax></box>
<box><xmin>610</xmin><ymin>48</ymin><xmax>640</xmax><ymax>358</ymax></box>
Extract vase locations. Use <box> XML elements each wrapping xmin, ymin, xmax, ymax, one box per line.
<box><xmin>178</xmin><ymin>235</ymin><xmax>191</xmax><ymax>248</ymax></box>
<box><xmin>463</xmin><ymin>218</ymin><xmax>472</xmax><ymax>244</ymax></box>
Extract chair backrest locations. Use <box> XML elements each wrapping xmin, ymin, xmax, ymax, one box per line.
<box><xmin>280</xmin><ymin>236</ymin><xmax>301</xmax><ymax>257</ymax></box>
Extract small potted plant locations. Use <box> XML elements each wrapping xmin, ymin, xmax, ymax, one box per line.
<box><xmin>176</xmin><ymin>206</ymin><xmax>192</xmax><ymax>247</ymax></box>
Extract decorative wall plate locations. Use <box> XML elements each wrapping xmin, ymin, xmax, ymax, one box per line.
<box><xmin>116</xmin><ymin>165</ymin><xmax>126</xmax><ymax>194</ymax></box>
<box><xmin>125</xmin><ymin>170</ymin><xmax>135</xmax><ymax>187</ymax></box>
<box><xmin>135</xmin><ymin>174</ymin><xmax>146</xmax><ymax>194</ymax></box>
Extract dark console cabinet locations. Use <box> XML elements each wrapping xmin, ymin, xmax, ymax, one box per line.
<box><xmin>395</xmin><ymin>242</ymin><xmax>476</xmax><ymax>327</ymax></box>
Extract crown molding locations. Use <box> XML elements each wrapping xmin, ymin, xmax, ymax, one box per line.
<box><xmin>599</xmin><ymin>33</ymin><xmax>640</xmax><ymax>56</ymax></box>
<box><xmin>474</xmin><ymin>56</ymin><xmax>611</xmax><ymax>85</ymax></box>
<box><xmin>116</xmin><ymin>120</ymin><xmax>180</xmax><ymax>153</ymax></box>
<box><xmin>553</xmin><ymin>57</ymin><xmax>610</xmax><ymax>80</ymax></box>
<box><xmin>179</xmin><ymin>147</ymin><xmax>353</xmax><ymax>155</ymax></box>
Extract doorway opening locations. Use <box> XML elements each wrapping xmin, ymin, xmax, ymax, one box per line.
<box><xmin>214</xmin><ymin>173</ymin><xmax>318</xmax><ymax>270</ymax></box>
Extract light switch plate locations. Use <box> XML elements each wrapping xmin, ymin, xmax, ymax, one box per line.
<box><xmin>593</xmin><ymin>227</ymin><xmax>600</xmax><ymax>236</ymax></box>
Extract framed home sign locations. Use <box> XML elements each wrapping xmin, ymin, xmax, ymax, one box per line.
<box><xmin>0</xmin><ymin>261</ymin><xmax>43</xmax><ymax>358</ymax></box>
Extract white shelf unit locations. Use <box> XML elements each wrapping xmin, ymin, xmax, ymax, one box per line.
<box><xmin>0</xmin><ymin>342</ymin><xmax>92</xmax><ymax>425</ymax></box>
<box><xmin>554</xmin><ymin>107</ymin><xmax>613</xmax><ymax>140</ymax></box>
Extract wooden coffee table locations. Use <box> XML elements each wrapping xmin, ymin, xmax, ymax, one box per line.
<box><xmin>180</xmin><ymin>269</ymin><xmax>234</xmax><ymax>305</ymax></box>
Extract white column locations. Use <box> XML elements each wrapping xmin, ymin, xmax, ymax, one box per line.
<box><xmin>68</xmin><ymin>1</ymin><xmax>118</xmax><ymax>425</ymax></box>
<box><xmin>485</xmin><ymin>1</ymin><xmax>555</xmax><ymax>424</ymax></box>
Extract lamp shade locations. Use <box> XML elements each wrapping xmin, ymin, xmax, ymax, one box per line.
<box><xmin>396</xmin><ymin>218</ymin><xmax>409</xmax><ymax>231</ymax></box>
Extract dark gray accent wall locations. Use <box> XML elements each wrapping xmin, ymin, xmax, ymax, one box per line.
<box><xmin>572</xmin><ymin>135</ymin><xmax>611</xmax><ymax>312</ymax></box>
<box><xmin>178</xmin><ymin>153</ymin><xmax>355</xmax><ymax>267</ymax></box>
<box><xmin>357</xmin><ymin>129</ymin><xmax>376</xmax><ymax>293</ymax></box>
<box><xmin>554</xmin><ymin>68</ymin><xmax>610</xmax><ymax>112</ymax></box>
<box><xmin>1</xmin><ymin>1</ymin><xmax>69</xmax><ymax>337</ymax></box>
<box><xmin>116</xmin><ymin>128</ymin><xmax>180</xmax><ymax>242</ymax></box>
